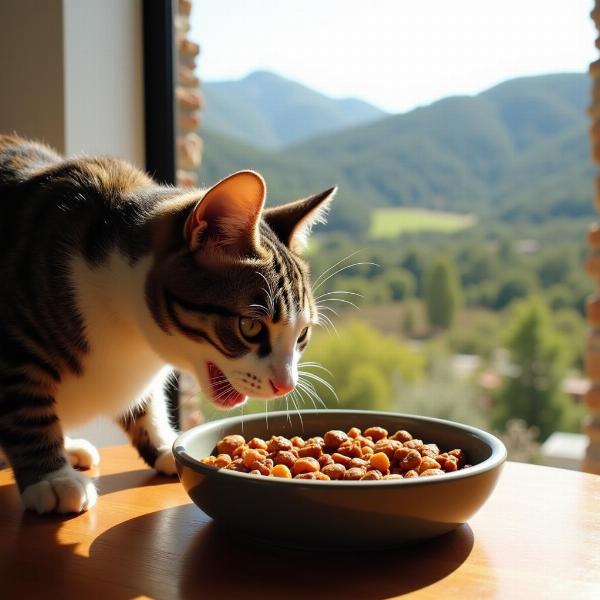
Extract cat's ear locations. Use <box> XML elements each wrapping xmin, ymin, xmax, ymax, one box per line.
<box><xmin>263</xmin><ymin>187</ymin><xmax>337</xmax><ymax>253</ymax></box>
<box><xmin>184</xmin><ymin>170</ymin><xmax>266</xmax><ymax>254</ymax></box>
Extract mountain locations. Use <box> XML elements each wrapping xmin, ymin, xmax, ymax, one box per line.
<box><xmin>288</xmin><ymin>73</ymin><xmax>591</xmax><ymax>211</ymax></box>
<box><xmin>198</xmin><ymin>73</ymin><xmax>593</xmax><ymax>231</ymax></box>
<box><xmin>202</xmin><ymin>70</ymin><xmax>386</xmax><ymax>148</ymax></box>
<box><xmin>198</xmin><ymin>127</ymin><xmax>369</xmax><ymax>233</ymax></box>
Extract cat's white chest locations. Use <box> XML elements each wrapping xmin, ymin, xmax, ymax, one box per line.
<box><xmin>54</xmin><ymin>326</ymin><xmax>164</xmax><ymax>428</ymax></box>
<box><xmin>54</xmin><ymin>254</ymin><xmax>166</xmax><ymax>428</ymax></box>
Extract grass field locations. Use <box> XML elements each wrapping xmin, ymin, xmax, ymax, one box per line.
<box><xmin>370</xmin><ymin>208</ymin><xmax>477</xmax><ymax>238</ymax></box>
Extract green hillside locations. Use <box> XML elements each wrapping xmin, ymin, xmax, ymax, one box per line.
<box><xmin>203</xmin><ymin>71</ymin><xmax>386</xmax><ymax>148</ymax></box>
<box><xmin>199</xmin><ymin>72</ymin><xmax>593</xmax><ymax>231</ymax></box>
<box><xmin>198</xmin><ymin>128</ymin><xmax>369</xmax><ymax>233</ymax></box>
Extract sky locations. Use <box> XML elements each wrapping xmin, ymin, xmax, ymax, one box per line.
<box><xmin>189</xmin><ymin>0</ymin><xmax>597</xmax><ymax>114</ymax></box>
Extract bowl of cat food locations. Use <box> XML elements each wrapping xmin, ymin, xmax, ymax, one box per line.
<box><xmin>173</xmin><ymin>410</ymin><xmax>506</xmax><ymax>548</ymax></box>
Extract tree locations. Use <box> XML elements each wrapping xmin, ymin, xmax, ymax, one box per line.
<box><xmin>424</xmin><ymin>256</ymin><xmax>462</xmax><ymax>330</ymax></box>
<box><xmin>494</xmin><ymin>271</ymin><xmax>536</xmax><ymax>310</ymax></box>
<box><xmin>492</xmin><ymin>298</ymin><xmax>572</xmax><ymax>441</ymax></box>
<box><xmin>401</xmin><ymin>299</ymin><xmax>419</xmax><ymax>338</ymax></box>
<box><xmin>381</xmin><ymin>268</ymin><xmax>416</xmax><ymax>301</ymax></box>
<box><xmin>400</xmin><ymin>250</ymin><xmax>426</xmax><ymax>296</ymax></box>
<box><xmin>301</xmin><ymin>321</ymin><xmax>424</xmax><ymax>410</ymax></box>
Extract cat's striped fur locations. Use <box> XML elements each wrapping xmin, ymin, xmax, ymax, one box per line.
<box><xmin>0</xmin><ymin>134</ymin><xmax>335</xmax><ymax>513</ymax></box>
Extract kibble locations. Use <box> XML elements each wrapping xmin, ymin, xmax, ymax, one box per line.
<box><xmin>318</xmin><ymin>453</ymin><xmax>334</xmax><ymax>468</ymax></box>
<box><xmin>361</xmin><ymin>469</ymin><xmax>383</xmax><ymax>480</ymax></box>
<box><xmin>324</xmin><ymin>429</ymin><xmax>348</xmax><ymax>448</ymax></box>
<box><xmin>271</xmin><ymin>464</ymin><xmax>292</xmax><ymax>478</ymax></box>
<box><xmin>363</xmin><ymin>426</ymin><xmax>388</xmax><ymax>441</ymax></box>
<box><xmin>291</xmin><ymin>436</ymin><xmax>306</xmax><ymax>448</ymax></box>
<box><xmin>344</xmin><ymin>467</ymin><xmax>367</xmax><ymax>480</ymax></box>
<box><xmin>217</xmin><ymin>434</ymin><xmax>245</xmax><ymax>456</ymax></box>
<box><xmin>200</xmin><ymin>425</ymin><xmax>469</xmax><ymax>482</ymax></box>
<box><xmin>321</xmin><ymin>463</ymin><xmax>346</xmax><ymax>480</ymax></box>
<box><xmin>292</xmin><ymin>457</ymin><xmax>320</xmax><ymax>476</ymax></box>
<box><xmin>298</xmin><ymin>443</ymin><xmax>323</xmax><ymax>459</ymax></box>
<box><xmin>369</xmin><ymin>452</ymin><xmax>391</xmax><ymax>472</ymax></box>
<box><xmin>347</xmin><ymin>427</ymin><xmax>361</xmax><ymax>439</ymax></box>
<box><xmin>248</xmin><ymin>437</ymin><xmax>268</xmax><ymax>450</ymax></box>
<box><xmin>214</xmin><ymin>454</ymin><xmax>232</xmax><ymax>468</ymax></box>
<box><xmin>266</xmin><ymin>436</ymin><xmax>293</xmax><ymax>453</ymax></box>
<box><xmin>242</xmin><ymin>448</ymin><xmax>266</xmax><ymax>469</ymax></box>
<box><xmin>418</xmin><ymin>456</ymin><xmax>441</xmax><ymax>474</ymax></box>
<box><xmin>273</xmin><ymin>450</ymin><xmax>297</xmax><ymax>468</ymax></box>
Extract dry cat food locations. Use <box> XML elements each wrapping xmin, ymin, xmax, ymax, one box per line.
<box><xmin>199</xmin><ymin>426</ymin><xmax>471</xmax><ymax>481</ymax></box>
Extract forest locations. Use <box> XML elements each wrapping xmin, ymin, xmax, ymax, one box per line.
<box><xmin>195</xmin><ymin>70</ymin><xmax>594</xmax><ymax>462</ymax></box>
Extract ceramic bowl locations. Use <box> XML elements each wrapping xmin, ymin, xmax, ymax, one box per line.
<box><xmin>174</xmin><ymin>410</ymin><xmax>506</xmax><ymax>547</ymax></box>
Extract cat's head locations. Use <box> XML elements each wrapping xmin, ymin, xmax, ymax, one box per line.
<box><xmin>146</xmin><ymin>171</ymin><xmax>335</xmax><ymax>409</ymax></box>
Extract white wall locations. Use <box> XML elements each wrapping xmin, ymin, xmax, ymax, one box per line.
<box><xmin>0</xmin><ymin>0</ymin><xmax>147</xmax><ymax>447</ymax></box>
<box><xmin>63</xmin><ymin>0</ymin><xmax>145</xmax><ymax>167</ymax></box>
<box><xmin>64</xmin><ymin>0</ymin><xmax>145</xmax><ymax>445</ymax></box>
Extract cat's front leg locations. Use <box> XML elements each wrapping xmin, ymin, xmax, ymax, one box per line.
<box><xmin>118</xmin><ymin>382</ymin><xmax>179</xmax><ymax>475</ymax></box>
<box><xmin>64</xmin><ymin>435</ymin><xmax>100</xmax><ymax>468</ymax></box>
<box><xmin>0</xmin><ymin>388</ymin><xmax>97</xmax><ymax>514</ymax></box>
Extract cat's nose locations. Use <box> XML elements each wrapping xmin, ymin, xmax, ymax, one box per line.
<box><xmin>269</xmin><ymin>379</ymin><xmax>294</xmax><ymax>396</ymax></box>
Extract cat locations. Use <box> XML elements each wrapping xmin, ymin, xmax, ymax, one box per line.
<box><xmin>0</xmin><ymin>133</ymin><xmax>335</xmax><ymax>514</ymax></box>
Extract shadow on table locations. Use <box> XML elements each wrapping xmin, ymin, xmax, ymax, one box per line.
<box><xmin>179</xmin><ymin>520</ymin><xmax>475</xmax><ymax>599</ymax></box>
<box><xmin>1</xmin><ymin>476</ymin><xmax>475</xmax><ymax>599</ymax></box>
<box><xmin>87</xmin><ymin>503</ymin><xmax>474</xmax><ymax>599</ymax></box>
<box><xmin>0</xmin><ymin>469</ymin><xmax>178</xmax><ymax>597</ymax></box>
<box><xmin>93</xmin><ymin>468</ymin><xmax>177</xmax><ymax>495</ymax></box>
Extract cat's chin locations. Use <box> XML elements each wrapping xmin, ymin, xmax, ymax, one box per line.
<box><xmin>206</xmin><ymin>362</ymin><xmax>247</xmax><ymax>409</ymax></box>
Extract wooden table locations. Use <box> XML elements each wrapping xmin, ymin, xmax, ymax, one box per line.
<box><xmin>1</xmin><ymin>446</ymin><xmax>599</xmax><ymax>599</ymax></box>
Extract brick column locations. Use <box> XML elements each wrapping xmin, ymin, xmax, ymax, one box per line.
<box><xmin>583</xmin><ymin>2</ymin><xmax>600</xmax><ymax>473</ymax></box>
<box><xmin>175</xmin><ymin>0</ymin><xmax>203</xmax><ymax>187</ymax></box>
<box><xmin>174</xmin><ymin>0</ymin><xmax>205</xmax><ymax>429</ymax></box>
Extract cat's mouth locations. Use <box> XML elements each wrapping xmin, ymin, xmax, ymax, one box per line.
<box><xmin>206</xmin><ymin>362</ymin><xmax>247</xmax><ymax>408</ymax></box>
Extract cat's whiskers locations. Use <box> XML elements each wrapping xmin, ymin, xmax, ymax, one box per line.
<box><xmin>318</xmin><ymin>297</ymin><xmax>361</xmax><ymax>310</ymax></box>
<box><xmin>264</xmin><ymin>398</ymin><xmax>269</xmax><ymax>431</ymax></box>
<box><xmin>211</xmin><ymin>383</ymin><xmax>241</xmax><ymax>404</ymax></box>
<box><xmin>315</xmin><ymin>314</ymin><xmax>333</xmax><ymax>334</ymax></box>
<box><xmin>311</xmin><ymin>250</ymin><xmax>362</xmax><ymax>289</ymax></box>
<box><xmin>298</xmin><ymin>379</ymin><xmax>327</xmax><ymax>410</ymax></box>
<box><xmin>313</xmin><ymin>261</ymin><xmax>378</xmax><ymax>293</ymax></box>
<box><xmin>296</xmin><ymin>359</ymin><xmax>335</xmax><ymax>410</ymax></box>
<box><xmin>316</xmin><ymin>312</ymin><xmax>339</xmax><ymax>336</ymax></box>
<box><xmin>254</xmin><ymin>272</ymin><xmax>276</xmax><ymax>317</ymax></box>
<box><xmin>298</xmin><ymin>368</ymin><xmax>339</xmax><ymax>405</ymax></box>
<box><xmin>298</xmin><ymin>361</ymin><xmax>334</xmax><ymax>377</ymax></box>
<box><xmin>284</xmin><ymin>396</ymin><xmax>292</xmax><ymax>428</ymax></box>
<box><xmin>314</xmin><ymin>290</ymin><xmax>363</xmax><ymax>302</ymax></box>
<box><xmin>248</xmin><ymin>302</ymin><xmax>270</xmax><ymax>318</ymax></box>
<box><xmin>315</xmin><ymin>303</ymin><xmax>339</xmax><ymax>317</ymax></box>
<box><xmin>309</xmin><ymin>381</ymin><xmax>329</xmax><ymax>409</ymax></box>
<box><xmin>295</xmin><ymin>380</ymin><xmax>318</xmax><ymax>411</ymax></box>
<box><xmin>289</xmin><ymin>391</ymin><xmax>304</xmax><ymax>431</ymax></box>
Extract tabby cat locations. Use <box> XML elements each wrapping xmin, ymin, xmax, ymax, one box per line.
<box><xmin>0</xmin><ymin>134</ymin><xmax>335</xmax><ymax>514</ymax></box>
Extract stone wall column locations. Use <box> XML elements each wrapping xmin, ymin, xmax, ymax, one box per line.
<box><xmin>175</xmin><ymin>0</ymin><xmax>203</xmax><ymax>188</ymax></box>
<box><xmin>583</xmin><ymin>2</ymin><xmax>600</xmax><ymax>473</ymax></box>
<box><xmin>174</xmin><ymin>0</ymin><xmax>205</xmax><ymax>429</ymax></box>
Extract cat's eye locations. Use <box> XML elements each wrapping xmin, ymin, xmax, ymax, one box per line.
<box><xmin>239</xmin><ymin>317</ymin><xmax>264</xmax><ymax>341</ymax></box>
<box><xmin>297</xmin><ymin>327</ymin><xmax>309</xmax><ymax>344</ymax></box>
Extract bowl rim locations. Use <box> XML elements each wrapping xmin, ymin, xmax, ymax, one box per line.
<box><xmin>173</xmin><ymin>409</ymin><xmax>507</xmax><ymax>488</ymax></box>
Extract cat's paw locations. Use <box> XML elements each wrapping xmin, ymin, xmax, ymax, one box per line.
<box><xmin>155</xmin><ymin>448</ymin><xmax>177</xmax><ymax>476</ymax></box>
<box><xmin>21</xmin><ymin>465</ymin><xmax>98</xmax><ymax>514</ymax></box>
<box><xmin>64</xmin><ymin>436</ymin><xmax>100</xmax><ymax>469</ymax></box>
